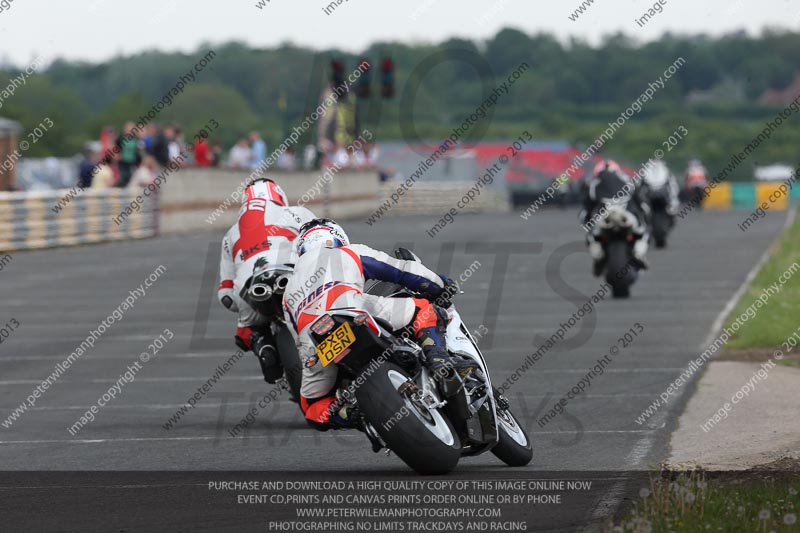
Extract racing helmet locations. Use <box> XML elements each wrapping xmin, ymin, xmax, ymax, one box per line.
<box><xmin>643</xmin><ymin>159</ymin><xmax>669</xmax><ymax>187</ymax></box>
<box><xmin>243</xmin><ymin>178</ymin><xmax>288</xmax><ymax>207</ymax></box>
<box><xmin>295</xmin><ymin>218</ymin><xmax>349</xmax><ymax>257</ymax></box>
<box><xmin>593</xmin><ymin>159</ymin><xmax>622</xmax><ymax>178</ymax></box>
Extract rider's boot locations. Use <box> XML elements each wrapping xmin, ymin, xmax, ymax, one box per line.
<box><xmin>416</xmin><ymin>307</ymin><xmax>474</xmax><ymax>396</ymax></box>
<box><xmin>327</xmin><ymin>396</ymin><xmax>362</xmax><ymax>430</ymax></box>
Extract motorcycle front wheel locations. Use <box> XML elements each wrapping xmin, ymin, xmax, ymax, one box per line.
<box><xmin>652</xmin><ymin>211</ymin><xmax>668</xmax><ymax>249</ymax></box>
<box><xmin>355</xmin><ymin>362</ymin><xmax>461</xmax><ymax>475</ymax></box>
<box><xmin>491</xmin><ymin>407</ymin><xmax>533</xmax><ymax>467</ymax></box>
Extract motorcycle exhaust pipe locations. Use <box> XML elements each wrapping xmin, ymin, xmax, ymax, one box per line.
<box><xmin>274</xmin><ymin>275</ymin><xmax>290</xmax><ymax>294</ymax></box>
<box><xmin>249</xmin><ymin>283</ymin><xmax>273</xmax><ymax>301</ymax></box>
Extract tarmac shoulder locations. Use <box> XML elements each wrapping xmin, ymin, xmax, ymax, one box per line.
<box><xmin>667</xmin><ymin>360</ymin><xmax>800</xmax><ymax>470</ymax></box>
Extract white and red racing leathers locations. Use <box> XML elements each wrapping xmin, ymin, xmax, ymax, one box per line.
<box><xmin>282</xmin><ymin>244</ymin><xmax>445</xmax><ymax>424</ymax></box>
<box><xmin>218</xmin><ymin>200</ymin><xmax>316</xmax><ymax>340</ymax></box>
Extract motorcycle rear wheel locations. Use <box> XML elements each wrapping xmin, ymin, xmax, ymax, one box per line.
<box><xmin>605</xmin><ymin>240</ymin><xmax>632</xmax><ymax>298</ymax></box>
<box><xmin>652</xmin><ymin>211</ymin><xmax>668</xmax><ymax>249</ymax></box>
<box><xmin>356</xmin><ymin>362</ymin><xmax>461</xmax><ymax>475</ymax></box>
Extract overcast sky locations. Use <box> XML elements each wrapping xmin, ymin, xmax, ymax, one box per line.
<box><xmin>0</xmin><ymin>0</ymin><xmax>798</xmax><ymax>66</ymax></box>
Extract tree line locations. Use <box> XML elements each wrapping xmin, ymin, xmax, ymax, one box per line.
<box><xmin>2</xmin><ymin>28</ymin><xmax>800</xmax><ymax>180</ymax></box>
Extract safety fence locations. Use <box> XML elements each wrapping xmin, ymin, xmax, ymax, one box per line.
<box><xmin>0</xmin><ymin>189</ymin><xmax>158</xmax><ymax>251</ymax></box>
<box><xmin>1</xmin><ymin>170</ymin><xmax>513</xmax><ymax>252</ymax></box>
<box><xmin>162</xmin><ymin>168</ymin><xmax>382</xmax><ymax>232</ymax></box>
<box><xmin>704</xmin><ymin>182</ymin><xmax>800</xmax><ymax>210</ymax></box>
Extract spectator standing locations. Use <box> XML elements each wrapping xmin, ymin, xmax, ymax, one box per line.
<box><xmin>129</xmin><ymin>156</ymin><xmax>158</xmax><ymax>189</ymax></box>
<box><xmin>100</xmin><ymin>126</ymin><xmax>115</xmax><ymax>161</ymax></box>
<box><xmin>211</xmin><ymin>143</ymin><xmax>223</xmax><ymax>167</ymax></box>
<box><xmin>152</xmin><ymin>125</ymin><xmax>171</xmax><ymax>167</ymax></box>
<box><xmin>332</xmin><ymin>144</ymin><xmax>350</xmax><ymax>168</ymax></box>
<box><xmin>193</xmin><ymin>138</ymin><xmax>211</xmax><ymax>167</ymax></box>
<box><xmin>142</xmin><ymin>124</ymin><xmax>156</xmax><ymax>155</ymax></box>
<box><xmin>91</xmin><ymin>158</ymin><xmax>115</xmax><ymax>189</ymax></box>
<box><xmin>276</xmin><ymin>148</ymin><xmax>296</xmax><ymax>171</ymax></box>
<box><xmin>100</xmin><ymin>126</ymin><xmax>119</xmax><ymax>183</ymax></box>
<box><xmin>352</xmin><ymin>148</ymin><xmax>367</xmax><ymax>168</ymax></box>
<box><xmin>168</xmin><ymin>126</ymin><xmax>184</xmax><ymax>164</ymax></box>
<box><xmin>115</xmin><ymin>122</ymin><xmax>141</xmax><ymax>188</ymax></box>
<box><xmin>365</xmin><ymin>143</ymin><xmax>379</xmax><ymax>167</ymax></box>
<box><xmin>229</xmin><ymin>139</ymin><xmax>251</xmax><ymax>168</ymax></box>
<box><xmin>78</xmin><ymin>148</ymin><xmax>98</xmax><ymax>189</ymax></box>
<box><xmin>303</xmin><ymin>144</ymin><xmax>318</xmax><ymax>170</ymax></box>
<box><xmin>248</xmin><ymin>131</ymin><xmax>267</xmax><ymax>170</ymax></box>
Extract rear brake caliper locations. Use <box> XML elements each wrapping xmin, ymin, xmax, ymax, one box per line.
<box><xmin>400</xmin><ymin>379</ymin><xmax>446</xmax><ymax>410</ymax></box>
<box><xmin>397</xmin><ymin>380</ymin><xmax>418</xmax><ymax>396</ymax></box>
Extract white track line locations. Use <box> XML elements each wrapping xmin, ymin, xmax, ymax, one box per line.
<box><xmin>0</xmin><ymin>368</ymin><xmax>684</xmax><ymax>386</ymax></box>
<box><xmin>0</xmin><ymin>393</ymin><xmax>656</xmax><ymax>412</ymax></box>
<box><xmin>0</xmin><ymin>352</ymin><xmax>236</xmax><ymax>362</ymax></box>
<box><xmin>0</xmin><ymin>429</ymin><xmax>657</xmax><ymax>446</ymax></box>
<box><xmin>0</xmin><ymin>402</ymin><xmax>259</xmax><ymax>411</ymax></box>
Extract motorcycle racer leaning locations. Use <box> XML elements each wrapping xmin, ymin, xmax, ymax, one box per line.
<box><xmin>218</xmin><ymin>178</ymin><xmax>316</xmax><ymax>383</ymax></box>
<box><xmin>642</xmin><ymin>159</ymin><xmax>680</xmax><ymax>215</ymax></box>
<box><xmin>282</xmin><ymin>218</ymin><xmax>460</xmax><ymax>431</ymax></box>
<box><xmin>580</xmin><ymin>159</ymin><xmax>650</xmax><ymax>275</ymax></box>
<box><xmin>685</xmin><ymin>159</ymin><xmax>709</xmax><ymax>207</ymax></box>
<box><xmin>641</xmin><ymin>158</ymin><xmax>680</xmax><ymax>225</ymax></box>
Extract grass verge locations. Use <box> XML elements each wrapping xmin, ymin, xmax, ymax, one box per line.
<box><xmin>606</xmin><ymin>470</ymin><xmax>800</xmax><ymax>532</ymax></box>
<box><xmin>724</xmin><ymin>210</ymin><xmax>800</xmax><ymax>355</ymax></box>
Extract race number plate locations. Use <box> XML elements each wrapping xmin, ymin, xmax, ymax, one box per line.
<box><xmin>315</xmin><ymin>322</ymin><xmax>356</xmax><ymax>367</ymax></box>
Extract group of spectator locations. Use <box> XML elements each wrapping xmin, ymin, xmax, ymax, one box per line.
<box><xmin>77</xmin><ymin>120</ymin><xmax>382</xmax><ymax>190</ymax></box>
<box><xmin>78</xmin><ymin>121</ymin><xmax>225</xmax><ymax>190</ymax></box>
<box><xmin>323</xmin><ymin>143</ymin><xmax>379</xmax><ymax>170</ymax></box>
<box><xmin>224</xmin><ymin>134</ymin><xmax>380</xmax><ymax>172</ymax></box>
<box><xmin>227</xmin><ymin>131</ymin><xmax>269</xmax><ymax>170</ymax></box>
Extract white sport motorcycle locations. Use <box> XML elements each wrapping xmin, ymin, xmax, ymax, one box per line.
<box><xmin>305</xmin><ymin>248</ymin><xmax>533</xmax><ymax>474</ymax></box>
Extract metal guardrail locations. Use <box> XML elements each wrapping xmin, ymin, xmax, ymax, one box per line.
<box><xmin>0</xmin><ymin>189</ymin><xmax>158</xmax><ymax>251</ymax></box>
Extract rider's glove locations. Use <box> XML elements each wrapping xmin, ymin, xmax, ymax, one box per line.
<box><xmin>435</xmin><ymin>274</ymin><xmax>459</xmax><ymax>308</ymax></box>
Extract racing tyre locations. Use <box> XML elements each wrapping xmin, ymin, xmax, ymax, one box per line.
<box><xmin>491</xmin><ymin>407</ymin><xmax>533</xmax><ymax>467</ymax></box>
<box><xmin>652</xmin><ymin>211</ymin><xmax>668</xmax><ymax>249</ymax></box>
<box><xmin>606</xmin><ymin>240</ymin><xmax>632</xmax><ymax>299</ymax></box>
<box><xmin>356</xmin><ymin>362</ymin><xmax>461</xmax><ymax>475</ymax></box>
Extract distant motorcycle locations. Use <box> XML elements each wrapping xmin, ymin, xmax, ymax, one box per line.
<box><xmin>685</xmin><ymin>160</ymin><xmax>709</xmax><ymax>210</ymax></box>
<box><xmin>647</xmin><ymin>185</ymin><xmax>673</xmax><ymax>249</ymax></box>
<box><xmin>687</xmin><ymin>184</ymin><xmax>706</xmax><ymax>210</ymax></box>
<box><xmin>642</xmin><ymin>160</ymin><xmax>677</xmax><ymax>248</ymax></box>
<box><xmin>592</xmin><ymin>201</ymin><xmax>639</xmax><ymax>298</ymax></box>
<box><xmin>305</xmin><ymin>249</ymin><xmax>533</xmax><ymax>475</ymax></box>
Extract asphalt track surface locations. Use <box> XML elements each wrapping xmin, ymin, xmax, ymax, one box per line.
<box><xmin>0</xmin><ymin>207</ymin><xmax>788</xmax><ymax>530</ymax></box>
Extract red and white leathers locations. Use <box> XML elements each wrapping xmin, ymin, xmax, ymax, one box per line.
<box><xmin>218</xmin><ymin>197</ymin><xmax>316</xmax><ymax>345</ymax></box>
<box><xmin>686</xmin><ymin>162</ymin><xmax>709</xmax><ymax>188</ymax></box>
<box><xmin>282</xmin><ymin>244</ymin><xmax>444</xmax><ymax>425</ymax></box>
